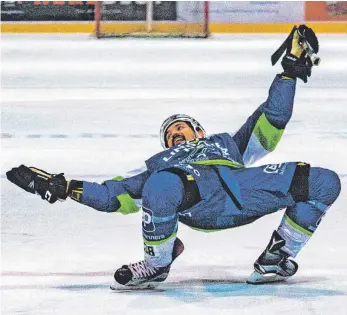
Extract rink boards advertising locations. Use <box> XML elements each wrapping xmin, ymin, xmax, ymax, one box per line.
<box><xmin>0</xmin><ymin>1</ymin><xmax>176</xmax><ymax>21</ymax></box>
<box><xmin>1</xmin><ymin>1</ymin><xmax>347</xmax><ymax>33</ymax></box>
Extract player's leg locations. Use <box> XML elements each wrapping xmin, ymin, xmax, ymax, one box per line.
<box><xmin>112</xmin><ymin>170</ymin><xmax>186</xmax><ymax>289</ymax></box>
<box><xmin>248</xmin><ymin>164</ymin><xmax>341</xmax><ymax>284</ymax></box>
<box><xmin>278</xmin><ymin>166</ymin><xmax>341</xmax><ymax>257</ymax></box>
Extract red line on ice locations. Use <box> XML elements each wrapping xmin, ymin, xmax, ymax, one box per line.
<box><xmin>1</xmin><ymin>271</ymin><xmax>113</xmax><ymax>277</ymax></box>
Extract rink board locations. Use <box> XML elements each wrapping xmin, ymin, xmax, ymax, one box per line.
<box><xmin>1</xmin><ymin>22</ymin><xmax>347</xmax><ymax>33</ymax></box>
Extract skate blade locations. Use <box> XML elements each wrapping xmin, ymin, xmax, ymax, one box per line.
<box><xmin>110</xmin><ymin>281</ymin><xmax>160</xmax><ymax>291</ymax></box>
<box><xmin>246</xmin><ymin>270</ymin><xmax>290</xmax><ymax>285</ymax></box>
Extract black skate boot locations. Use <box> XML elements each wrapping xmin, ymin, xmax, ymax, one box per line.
<box><xmin>110</xmin><ymin>237</ymin><xmax>184</xmax><ymax>290</ymax></box>
<box><xmin>247</xmin><ymin>231</ymin><xmax>298</xmax><ymax>284</ymax></box>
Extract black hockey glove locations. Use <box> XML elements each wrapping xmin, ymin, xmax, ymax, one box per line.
<box><xmin>6</xmin><ymin>165</ymin><xmax>68</xmax><ymax>204</ymax></box>
<box><xmin>271</xmin><ymin>25</ymin><xmax>319</xmax><ymax>83</ymax></box>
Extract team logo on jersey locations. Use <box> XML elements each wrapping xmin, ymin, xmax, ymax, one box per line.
<box><xmin>142</xmin><ymin>207</ymin><xmax>155</xmax><ymax>232</ymax></box>
<box><xmin>263</xmin><ymin>163</ymin><xmax>287</xmax><ymax>175</ymax></box>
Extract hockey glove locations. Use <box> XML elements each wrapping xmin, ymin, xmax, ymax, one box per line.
<box><xmin>271</xmin><ymin>25</ymin><xmax>319</xmax><ymax>83</ymax></box>
<box><xmin>6</xmin><ymin>165</ymin><xmax>68</xmax><ymax>204</ymax></box>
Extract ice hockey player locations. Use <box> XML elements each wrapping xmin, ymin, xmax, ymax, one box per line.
<box><xmin>7</xmin><ymin>25</ymin><xmax>341</xmax><ymax>289</ymax></box>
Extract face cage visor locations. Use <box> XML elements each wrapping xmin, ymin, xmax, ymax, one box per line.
<box><xmin>160</xmin><ymin>115</ymin><xmax>206</xmax><ymax>149</ymax></box>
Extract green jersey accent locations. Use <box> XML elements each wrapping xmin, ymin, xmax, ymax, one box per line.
<box><xmin>285</xmin><ymin>215</ymin><xmax>313</xmax><ymax>236</ymax></box>
<box><xmin>192</xmin><ymin>159</ymin><xmax>244</xmax><ymax>169</ymax></box>
<box><xmin>253</xmin><ymin>113</ymin><xmax>284</xmax><ymax>152</ymax></box>
<box><xmin>116</xmin><ymin>194</ymin><xmax>140</xmax><ymax>215</ymax></box>
<box><xmin>144</xmin><ymin>232</ymin><xmax>177</xmax><ymax>245</ymax></box>
<box><xmin>111</xmin><ymin>176</ymin><xmax>140</xmax><ymax>215</ymax></box>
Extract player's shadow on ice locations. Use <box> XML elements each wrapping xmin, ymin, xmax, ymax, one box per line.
<box><xmin>116</xmin><ymin>277</ymin><xmax>345</xmax><ymax>303</ymax></box>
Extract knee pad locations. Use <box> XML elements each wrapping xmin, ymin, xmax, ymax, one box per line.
<box><xmin>308</xmin><ymin>167</ymin><xmax>341</xmax><ymax>207</ymax></box>
<box><xmin>289</xmin><ymin>162</ymin><xmax>310</xmax><ymax>203</ymax></box>
<box><xmin>142</xmin><ymin>171</ymin><xmax>184</xmax><ymax>216</ymax></box>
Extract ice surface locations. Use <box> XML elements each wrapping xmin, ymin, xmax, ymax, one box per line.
<box><xmin>1</xmin><ymin>34</ymin><xmax>347</xmax><ymax>315</ymax></box>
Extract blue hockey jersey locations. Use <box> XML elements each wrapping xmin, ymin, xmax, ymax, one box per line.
<box><xmin>80</xmin><ymin>75</ymin><xmax>296</xmax><ymax>217</ymax></box>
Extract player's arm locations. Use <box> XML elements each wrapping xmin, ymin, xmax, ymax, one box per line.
<box><xmin>233</xmin><ymin>25</ymin><xmax>318</xmax><ymax>166</ymax></box>
<box><xmin>6</xmin><ymin>165</ymin><xmax>149</xmax><ymax>214</ymax></box>
<box><xmin>232</xmin><ymin>75</ymin><xmax>295</xmax><ymax>166</ymax></box>
<box><xmin>81</xmin><ymin>168</ymin><xmax>149</xmax><ymax>214</ymax></box>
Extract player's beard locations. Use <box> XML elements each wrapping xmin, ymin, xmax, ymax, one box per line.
<box><xmin>172</xmin><ymin>134</ymin><xmax>186</xmax><ymax>146</ymax></box>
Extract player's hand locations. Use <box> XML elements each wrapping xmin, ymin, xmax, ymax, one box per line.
<box><xmin>281</xmin><ymin>25</ymin><xmax>319</xmax><ymax>83</ymax></box>
<box><xmin>6</xmin><ymin>165</ymin><xmax>68</xmax><ymax>204</ymax></box>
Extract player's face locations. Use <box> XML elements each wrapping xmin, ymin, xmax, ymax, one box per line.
<box><xmin>166</xmin><ymin>121</ymin><xmax>202</xmax><ymax>148</ymax></box>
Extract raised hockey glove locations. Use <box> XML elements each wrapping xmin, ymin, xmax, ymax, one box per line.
<box><xmin>271</xmin><ymin>25</ymin><xmax>319</xmax><ymax>83</ymax></box>
<box><xmin>6</xmin><ymin>165</ymin><xmax>68</xmax><ymax>204</ymax></box>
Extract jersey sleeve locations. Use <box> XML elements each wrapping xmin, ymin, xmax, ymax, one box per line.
<box><xmin>232</xmin><ymin>75</ymin><xmax>296</xmax><ymax>166</ymax></box>
<box><xmin>74</xmin><ymin>167</ymin><xmax>150</xmax><ymax>214</ymax></box>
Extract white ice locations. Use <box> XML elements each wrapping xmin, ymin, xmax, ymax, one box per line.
<box><xmin>1</xmin><ymin>34</ymin><xmax>347</xmax><ymax>315</ymax></box>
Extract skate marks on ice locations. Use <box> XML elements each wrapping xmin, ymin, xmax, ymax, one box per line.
<box><xmin>2</xmin><ymin>266</ymin><xmax>344</xmax><ymax>301</ymax></box>
<box><xmin>1</xmin><ymin>271</ymin><xmax>114</xmax><ymax>291</ymax></box>
<box><xmin>2</xmin><ymin>275</ymin><xmax>344</xmax><ymax>302</ymax></box>
<box><xmin>112</xmin><ymin>278</ymin><xmax>345</xmax><ymax>304</ymax></box>
<box><xmin>2</xmin><ymin>283</ymin><xmax>111</xmax><ymax>291</ymax></box>
<box><xmin>109</xmin><ymin>265</ymin><xmax>346</xmax><ymax>306</ymax></box>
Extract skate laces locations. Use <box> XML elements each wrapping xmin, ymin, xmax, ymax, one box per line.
<box><xmin>128</xmin><ymin>260</ymin><xmax>158</xmax><ymax>279</ymax></box>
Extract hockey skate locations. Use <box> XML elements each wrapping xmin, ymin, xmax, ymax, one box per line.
<box><xmin>110</xmin><ymin>237</ymin><xmax>184</xmax><ymax>290</ymax></box>
<box><xmin>247</xmin><ymin>231</ymin><xmax>298</xmax><ymax>284</ymax></box>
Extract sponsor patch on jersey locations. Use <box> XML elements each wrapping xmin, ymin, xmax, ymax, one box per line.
<box><xmin>142</xmin><ymin>207</ymin><xmax>155</xmax><ymax>232</ymax></box>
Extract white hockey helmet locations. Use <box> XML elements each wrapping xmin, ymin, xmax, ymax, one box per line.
<box><xmin>160</xmin><ymin>114</ymin><xmax>206</xmax><ymax>149</ymax></box>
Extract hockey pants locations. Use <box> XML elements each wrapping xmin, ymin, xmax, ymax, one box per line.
<box><xmin>141</xmin><ymin>162</ymin><xmax>341</xmax><ymax>267</ymax></box>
